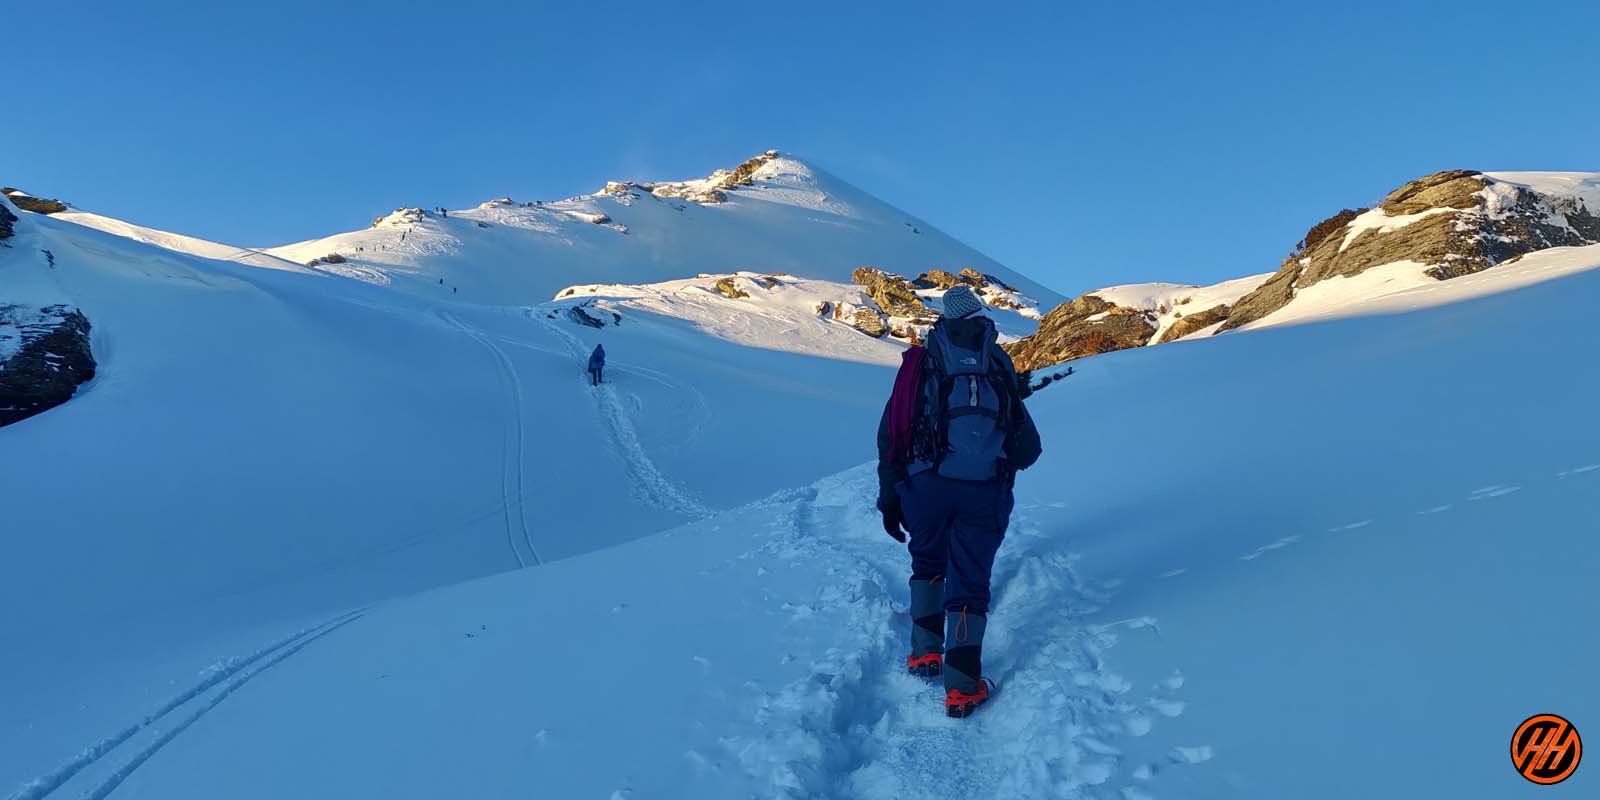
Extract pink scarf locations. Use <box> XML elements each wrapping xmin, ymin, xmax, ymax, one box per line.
<box><xmin>887</xmin><ymin>346</ymin><xmax>927</xmax><ymax>463</ymax></box>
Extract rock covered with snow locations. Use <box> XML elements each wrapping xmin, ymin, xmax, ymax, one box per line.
<box><xmin>1224</xmin><ymin>170</ymin><xmax>1600</xmax><ymax>330</ymax></box>
<box><xmin>371</xmin><ymin>207</ymin><xmax>429</xmax><ymax>228</ymax></box>
<box><xmin>1004</xmin><ymin>274</ymin><xmax>1269</xmax><ymax>372</ymax></box>
<box><xmin>0</xmin><ymin>194</ymin><xmax>97</xmax><ymax>427</ymax></box>
<box><xmin>0</xmin><ymin>303</ymin><xmax>95</xmax><ymax>426</ymax></box>
<box><xmin>645</xmin><ymin>150</ymin><xmax>782</xmax><ymax>204</ymax></box>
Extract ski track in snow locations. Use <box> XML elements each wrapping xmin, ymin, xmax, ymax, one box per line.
<box><xmin>727</xmin><ymin>471</ymin><xmax>1181</xmax><ymax>799</ymax></box>
<box><xmin>6</xmin><ymin>610</ymin><xmax>364</xmax><ymax>800</ymax></box>
<box><xmin>1159</xmin><ymin>461</ymin><xmax>1600</xmax><ymax>582</ymax></box>
<box><xmin>438</xmin><ymin>310</ymin><xmax>541</xmax><ymax>567</ymax></box>
<box><xmin>535</xmin><ymin>310</ymin><xmax>712</xmax><ymax>518</ymax></box>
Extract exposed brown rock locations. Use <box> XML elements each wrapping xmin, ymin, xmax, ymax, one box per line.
<box><xmin>1</xmin><ymin>188</ymin><xmax>68</xmax><ymax>215</ymax></box>
<box><xmin>912</xmin><ymin>269</ymin><xmax>963</xmax><ymax>290</ymax></box>
<box><xmin>851</xmin><ymin>267</ymin><xmax>926</xmax><ymax>316</ymax></box>
<box><xmin>1156</xmin><ymin>304</ymin><xmax>1231</xmax><ymax>343</ymax></box>
<box><xmin>649</xmin><ymin>150</ymin><xmax>782</xmax><ymax>205</ymax></box>
<box><xmin>714</xmin><ymin>277</ymin><xmax>750</xmax><ymax>299</ymax></box>
<box><xmin>1003</xmin><ymin>294</ymin><xmax>1156</xmax><ymax>372</ymax></box>
<box><xmin>851</xmin><ymin>307</ymin><xmax>888</xmax><ymax>338</ymax></box>
<box><xmin>306</xmin><ymin>253</ymin><xmax>348</xmax><ymax>267</ymax></box>
<box><xmin>1223</xmin><ymin>170</ymin><xmax>1600</xmax><ymax>330</ymax></box>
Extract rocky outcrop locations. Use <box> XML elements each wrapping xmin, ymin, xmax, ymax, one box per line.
<box><xmin>912</xmin><ymin>269</ymin><xmax>964</xmax><ymax>290</ymax></box>
<box><xmin>912</xmin><ymin>267</ymin><xmax>1008</xmax><ymax>291</ymax></box>
<box><xmin>888</xmin><ymin>323</ymin><xmax>925</xmax><ymax>345</ymax></box>
<box><xmin>649</xmin><ymin>150</ymin><xmax>782</xmax><ymax>205</ymax></box>
<box><xmin>714</xmin><ymin>277</ymin><xmax>750</xmax><ymax>299</ymax></box>
<box><xmin>0</xmin><ymin>204</ymin><xmax>15</xmax><ymax>239</ymax></box>
<box><xmin>1003</xmin><ymin>294</ymin><xmax>1156</xmax><ymax>372</ymax></box>
<box><xmin>851</xmin><ymin>307</ymin><xmax>888</xmax><ymax>338</ymax></box>
<box><xmin>565</xmin><ymin>303</ymin><xmax>619</xmax><ymax>328</ymax></box>
<box><xmin>1</xmin><ymin>188</ymin><xmax>68</xmax><ymax>215</ymax></box>
<box><xmin>1223</xmin><ymin>170</ymin><xmax>1600</xmax><ymax>330</ymax></box>
<box><xmin>373</xmin><ymin>207</ymin><xmax>427</xmax><ymax>228</ymax></box>
<box><xmin>851</xmin><ymin>267</ymin><xmax>925</xmax><ymax>316</ymax></box>
<box><xmin>1</xmin><ymin>305</ymin><xmax>96</xmax><ymax>427</ymax></box>
<box><xmin>305</xmin><ymin>253</ymin><xmax>348</xmax><ymax>267</ymax></box>
<box><xmin>1156</xmin><ymin>304</ymin><xmax>1231</xmax><ymax>343</ymax></box>
<box><xmin>959</xmin><ymin>268</ymin><xmax>1003</xmax><ymax>289</ymax></box>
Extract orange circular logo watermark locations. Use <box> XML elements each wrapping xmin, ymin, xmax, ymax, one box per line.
<box><xmin>1511</xmin><ymin>714</ymin><xmax>1581</xmax><ymax>785</ymax></box>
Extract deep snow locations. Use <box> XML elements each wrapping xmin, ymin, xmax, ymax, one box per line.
<box><xmin>12</xmin><ymin>251</ymin><xmax>1597</xmax><ymax>797</ymax></box>
<box><xmin>0</xmin><ymin>208</ymin><xmax>894</xmax><ymax>793</ymax></box>
<box><xmin>5</xmin><ymin>172</ymin><xmax>1600</xmax><ymax>799</ymax></box>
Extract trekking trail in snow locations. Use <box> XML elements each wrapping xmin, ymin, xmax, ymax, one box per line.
<box><xmin>6</xmin><ymin>610</ymin><xmax>366</xmax><ymax>800</ymax></box>
<box><xmin>725</xmin><ymin>466</ymin><xmax>1192</xmax><ymax>799</ymax></box>
<box><xmin>438</xmin><ymin>310</ymin><xmax>542</xmax><ymax>567</ymax></box>
<box><xmin>535</xmin><ymin>309</ymin><xmax>712</xmax><ymax>518</ymax></box>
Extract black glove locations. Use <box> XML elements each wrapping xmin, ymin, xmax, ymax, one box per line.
<box><xmin>880</xmin><ymin>500</ymin><xmax>909</xmax><ymax>543</ymax></box>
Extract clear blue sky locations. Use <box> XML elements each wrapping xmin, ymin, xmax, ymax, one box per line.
<box><xmin>7</xmin><ymin>0</ymin><xmax>1597</xmax><ymax>295</ymax></box>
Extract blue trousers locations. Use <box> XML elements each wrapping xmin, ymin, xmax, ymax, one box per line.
<box><xmin>896</xmin><ymin>471</ymin><xmax>1014</xmax><ymax>614</ymax></box>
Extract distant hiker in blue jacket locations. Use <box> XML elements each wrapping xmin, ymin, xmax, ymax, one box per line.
<box><xmin>588</xmin><ymin>344</ymin><xmax>606</xmax><ymax>386</ymax></box>
<box><xmin>876</xmin><ymin>285</ymin><xmax>1042</xmax><ymax>718</ymax></box>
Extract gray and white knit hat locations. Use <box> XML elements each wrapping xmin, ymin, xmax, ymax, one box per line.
<box><xmin>941</xmin><ymin>285</ymin><xmax>985</xmax><ymax>319</ymax></box>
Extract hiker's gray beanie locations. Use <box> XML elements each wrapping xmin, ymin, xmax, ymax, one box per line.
<box><xmin>942</xmin><ymin>285</ymin><xmax>985</xmax><ymax>319</ymax></box>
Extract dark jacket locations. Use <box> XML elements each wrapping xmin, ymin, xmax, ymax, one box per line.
<box><xmin>876</xmin><ymin>318</ymin><xmax>1042</xmax><ymax>510</ymax></box>
<box><xmin>588</xmin><ymin>345</ymin><xmax>606</xmax><ymax>371</ymax></box>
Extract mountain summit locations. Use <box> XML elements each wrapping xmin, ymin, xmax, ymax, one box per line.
<box><xmin>262</xmin><ymin>151</ymin><xmax>1063</xmax><ymax>307</ymax></box>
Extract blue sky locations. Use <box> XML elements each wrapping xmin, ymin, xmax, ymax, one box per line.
<box><xmin>7</xmin><ymin>0</ymin><xmax>1597</xmax><ymax>294</ymax></box>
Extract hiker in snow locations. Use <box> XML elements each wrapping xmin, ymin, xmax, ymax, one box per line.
<box><xmin>587</xmin><ymin>343</ymin><xmax>606</xmax><ymax>386</ymax></box>
<box><xmin>876</xmin><ymin>284</ymin><xmax>1042</xmax><ymax>718</ymax></box>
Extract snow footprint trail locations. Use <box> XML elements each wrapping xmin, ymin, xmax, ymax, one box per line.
<box><xmin>7</xmin><ymin>610</ymin><xmax>365</xmax><ymax>800</ymax></box>
<box><xmin>735</xmin><ymin>468</ymin><xmax>1161</xmax><ymax>799</ymax></box>
<box><xmin>438</xmin><ymin>310</ymin><xmax>541</xmax><ymax>567</ymax></box>
<box><xmin>535</xmin><ymin>311</ymin><xmax>711</xmax><ymax>518</ymax></box>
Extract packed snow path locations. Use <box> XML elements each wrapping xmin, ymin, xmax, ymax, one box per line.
<box><xmin>537</xmin><ymin>309</ymin><xmax>713</xmax><ymax>518</ymax></box>
<box><xmin>726</xmin><ymin>467</ymin><xmax>1185</xmax><ymax>799</ymax></box>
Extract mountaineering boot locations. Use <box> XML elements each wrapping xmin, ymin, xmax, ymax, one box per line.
<box><xmin>943</xmin><ymin>608</ymin><xmax>991</xmax><ymax>717</ymax></box>
<box><xmin>946</xmin><ymin>678</ymin><xmax>996</xmax><ymax>719</ymax></box>
<box><xmin>907</xmin><ymin>576</ymin><xmax>944</xmax><ymax>677</ymax></box>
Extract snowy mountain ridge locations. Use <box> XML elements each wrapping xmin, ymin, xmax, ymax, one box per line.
<box><xmin>260</xmin><ymin>151</ymin><xmax>1061</xmax><ymax>308</ymax></box>
<box><xmin>1006</xmin><ymin>169</ymin><xmax>1600</xmax><ymax>371</ymax></box>
<box><xmin>5</xmin><ymin>155</ymin><xmax>1600</xmax><ymax>799</ymax></box>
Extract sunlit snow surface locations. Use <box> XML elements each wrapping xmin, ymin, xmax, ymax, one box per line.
<box><xmin>3</xmin><ymin>172</ymin><xmax>1600</xmax><ymax>798</ymax></box>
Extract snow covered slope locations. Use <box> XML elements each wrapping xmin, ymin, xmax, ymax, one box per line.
<box><xmin>262</xmin><ymin>152</ymin><xmax>1063</xmax><ymax>307</ymax></box>
<box><xmin>50</xmin><ymin>209</ymin><xmax>314</xmax><ymax>275</ymax></box>
<box><xmin>7</xmin><ymin>157</ymin><xmax>1599</xmax><ymax>800</ymax></box>
<box><xmin>13</xmin><ymin>238</ymin><xmax>1595</xmax><ymax>800</ymax></box>
<box><xmin>0</xmin><ymin>208</ymin><xmax>901</xmax><ymax>793</ymax></box>
<box><xmin>554</xmin><ymin>270</ymin><xmax>1041</xmax><ymax>361</ymax></box>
